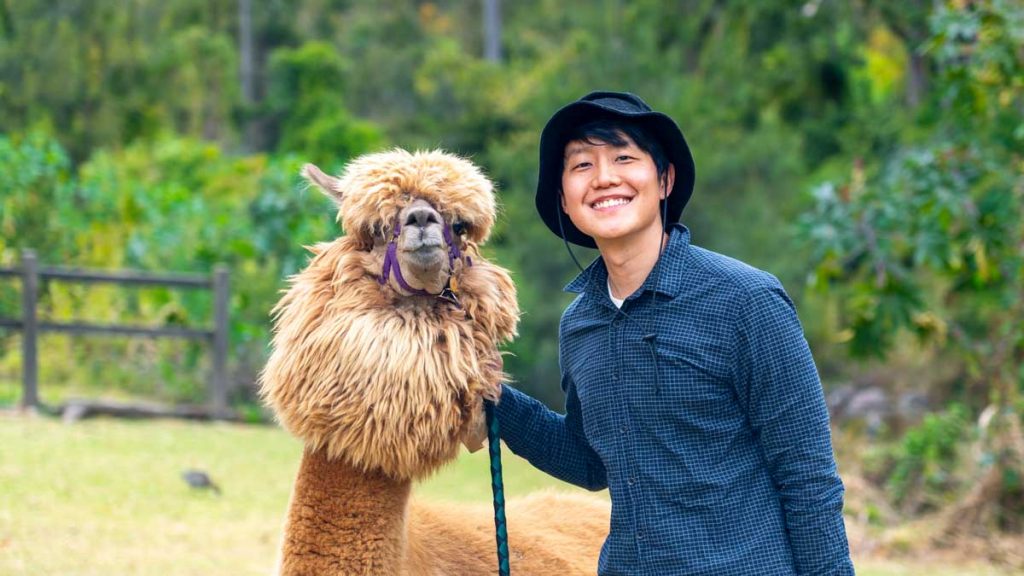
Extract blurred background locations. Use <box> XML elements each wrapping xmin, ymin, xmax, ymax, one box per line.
<box><xmin>0</xmin><ymin>0</ymin><xmax>1022</xmax><ymax>574</ymax></box>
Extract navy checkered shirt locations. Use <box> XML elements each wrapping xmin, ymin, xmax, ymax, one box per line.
<box><xmin>497</xmin><ymin>224</ymin><xmax>854</xmax><ymax>575</ymax></box>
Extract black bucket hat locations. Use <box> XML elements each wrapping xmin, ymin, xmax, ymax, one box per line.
<box><xmin>535</xmin><ymin>91</ymin><xmax>696</xmax><ymax>249</ymax></box>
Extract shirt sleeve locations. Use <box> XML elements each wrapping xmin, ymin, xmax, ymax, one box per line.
<box><xmin>494</xmin><ymin>378</ymin><xmax>608</xmax><ymax>491</ymax></box>
<box><xmin>733</xmin><ymin>281</ymin><xmax>855</xmax><ymax>576</ymax></box>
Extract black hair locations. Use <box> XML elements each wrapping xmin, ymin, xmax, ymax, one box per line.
<box><xmin>561</xmin><ymin>118</ymin><xmax>672</xmax><ymax>190</ymax></box>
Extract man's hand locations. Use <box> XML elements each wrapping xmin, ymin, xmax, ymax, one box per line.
<box><xmin>462</xmin><ymin>352</ymin><xmax>505</xmax><ymax>453</ymax></box>
<box><xmin>462</xmin><ymin>397</ymin><xmax>488</xmax><ymax>453</ymax></box>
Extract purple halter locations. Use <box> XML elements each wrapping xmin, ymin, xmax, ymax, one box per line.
<box><xmin>378</xmin><ymin>216</ymin><xmax>471</xmax><ymax>300</ymax></box>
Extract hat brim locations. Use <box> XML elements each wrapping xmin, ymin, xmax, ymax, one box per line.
<box><xmin>535</xmin><ymin>101</ymin><xmax>695</xmax><ymax>249</ymax></box>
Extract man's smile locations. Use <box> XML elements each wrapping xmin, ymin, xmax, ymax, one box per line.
<box><xmin>591</xmin><ymin>195</ymin><xmax>634</xmax><ymax>210</ymax></box>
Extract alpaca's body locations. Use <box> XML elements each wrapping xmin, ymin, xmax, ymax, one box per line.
<box><xmin>261</xmin><ymin>150</ymin><xmax>610</xmax><ymax>575</ymax></box>
<box><xmin>280</xmin><ymin>449</ymin><xmax>609</xmax><ymax>575</ymax></box>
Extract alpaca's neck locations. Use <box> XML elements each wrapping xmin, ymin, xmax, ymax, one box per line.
<box><xmin>278</xmin><ymin>448</ymin><xmax>411</xmax><ymax>575</ymax></box>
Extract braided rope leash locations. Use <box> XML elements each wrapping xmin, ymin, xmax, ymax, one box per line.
<box><xmin>484</xmin><ymin>400</ymin><xmax>511</xmax><ymax>576</ymax></box>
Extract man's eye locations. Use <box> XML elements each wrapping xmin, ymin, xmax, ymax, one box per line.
<box><xmin>573</xmin><ymin>162</ymin><xmax>591</xmax><ymax>170</ymax></box>
<box><xmin>616</xmin><ymin>155</ymin><xmax>634</xmax><ymax>162</ymax></box>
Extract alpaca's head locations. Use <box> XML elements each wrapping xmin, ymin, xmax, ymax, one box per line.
<box><xmin>261</xmin><ymin>149</ymin><xmax>517</xmax><ymax>481</ymax></box>
<box><xmin>303</xmin><ymin>149</ymin><xmax>495</xmax><ymax>297</ymax></box>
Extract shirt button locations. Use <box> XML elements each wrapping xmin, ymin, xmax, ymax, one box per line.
<box><xmin>628</xmin><ymin>477</ymin><xmax>637</xmax><ymax>486</ymax></box>
<box><xmin>620</xmin><ymin>425</ymin><xmax>628</xmax><ymax>434</ymax></box>
<box><xmin>636</xmin><ymin>531</ymin><xmax>645</xmax><ymax>540</ymax></box>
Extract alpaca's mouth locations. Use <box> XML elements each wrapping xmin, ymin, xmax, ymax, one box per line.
<box><xmin>404</xmin><ymin>244</ymin><xmax>447</xmax><ymax>263</ymax></box>
<box><xmin>404</xmin><ymin>240</ymin><xmax>444</xmax><ymax>252</ymax></box>
<box><xmin>400</xmin><ymin>248</ymin><xmax>449</xmax><ymax>288</ymax></box>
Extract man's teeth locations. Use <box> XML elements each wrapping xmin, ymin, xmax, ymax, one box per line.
<box><xmin>593</xmin><ymin>197</ymin><xmax>631</xmax><ymax>209</ymax></box>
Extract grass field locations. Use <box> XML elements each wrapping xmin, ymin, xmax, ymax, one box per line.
<box><xmin>0</xmin><ymin>414</ymin><xmax>1016</xmax><ymax>575</ymax></box>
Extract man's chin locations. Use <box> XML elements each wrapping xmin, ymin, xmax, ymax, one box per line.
<box><xmin>583</xmin><ymin>223</ymin><xmax>668</xmax><ymax>250</ymax></box>
<box><xmin>580</xmin><ymin>223</ymin><xmax>634</xmax><ymax>243</ymax></box>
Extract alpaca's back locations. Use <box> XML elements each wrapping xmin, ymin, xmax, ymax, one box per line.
<box><xmin>406</xmin><ymin>490</ymin><xmax>610</xmax><ymax>575</ymax></box>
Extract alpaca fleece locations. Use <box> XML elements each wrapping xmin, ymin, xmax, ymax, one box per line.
<box><xmin>260</xmin><ymin>149</ymin><xmax>517</xmax><ymax>480</ymax></box>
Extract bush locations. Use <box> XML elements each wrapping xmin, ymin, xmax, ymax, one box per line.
<box><xmin>885</xmin><ymin>404</ymin><xmax>971</xmax><ymax>514</ymax></box>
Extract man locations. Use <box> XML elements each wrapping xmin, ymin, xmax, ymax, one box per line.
<box><xmin>495</xmin><ymin>91</ymin><xmax>854</xmax><ymax>575</ymax></box>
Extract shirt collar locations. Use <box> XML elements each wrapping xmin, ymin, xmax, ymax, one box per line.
<box><xmin>564</xmin><ymin>224</ymin><xmax>690</xmax><ymax>300</ymax></box>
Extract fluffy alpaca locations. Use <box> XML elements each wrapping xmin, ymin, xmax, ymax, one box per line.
<box><xmin>260</xmin><ymin>149</ymin><xmax>609</xmax><ymax>575</ymax></box>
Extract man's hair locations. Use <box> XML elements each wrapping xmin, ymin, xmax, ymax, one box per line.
<box><xmin>562</xmin><ymin>118</ymin><xmax>671</xmax><ymax>189</ymax></box>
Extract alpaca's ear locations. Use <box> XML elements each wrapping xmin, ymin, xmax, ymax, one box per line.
<box><xmin>302</xmin><ymin>163</ymin><xmax>344</xmax><ymax>203</ymax></box>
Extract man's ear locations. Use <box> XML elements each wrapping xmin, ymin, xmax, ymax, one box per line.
<box><xmin>661</xmin><ymin>164</ymin><xmax>676</xmax><ymax>199</ymax></box>
<box><xmin>302</xmin><ymin>163</ymin><xmax>344</xmax><ymax>204</ymax></box>
<box><xmin>559</xmin><ymin>190</ymin><xmax>568</xmax><ymax>212</ymax></box>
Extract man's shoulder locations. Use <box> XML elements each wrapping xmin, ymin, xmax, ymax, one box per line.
<box><xmin>562</xmin><ymin>291</ymin><xmax>587</xmax><ymax>316</ymax></box>
<box><xmin>685</xmin><ymin>244</ymin><xmax>783</xmax><ymax>297</ymax></box>
<box><xmin>558</xmin><ymin>292</ymin><xmax>592</xmax><ymax>330</ymax></box>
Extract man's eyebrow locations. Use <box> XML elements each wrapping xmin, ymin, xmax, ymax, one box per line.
<box><xmin>564</xmin><ymin>144</ymin><xmax>590</xmax><ymax>158</ymax></box>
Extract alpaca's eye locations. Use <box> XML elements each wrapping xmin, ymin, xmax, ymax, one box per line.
<box><xmin>452</xmin><ymin>221</ymin><xmax>467</xmax><ymax>236</ymax></box>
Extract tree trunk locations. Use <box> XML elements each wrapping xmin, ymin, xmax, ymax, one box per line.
<box><xmin>238</xmin><ymin>0</ymin><xmax>260</xmax><ymax>151</ymax></box>
<box><xmin>482</xmin><ymin>0</ymin><xmax>501</xmax><ymax>63</ymax></box>
<box><xmin>906</xmin><ymin>51</ymin><xmax>928</xmax><ymax>108</ymax></box>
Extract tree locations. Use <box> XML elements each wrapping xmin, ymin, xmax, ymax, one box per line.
<box><xmin>800</xmin><ymin>0</ymin><xmax>1024</xmax><ymax>535</ymax></box>
<box><xmin>265</xmin><ymin>41</ymin><xmax>383</xmax><ymax>168</ymax></box>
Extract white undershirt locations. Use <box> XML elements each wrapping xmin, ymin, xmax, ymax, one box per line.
<box><xmin>608</xmin><ymin>278</ymin><xmax>624</xmax><ymax>308</ymax></box>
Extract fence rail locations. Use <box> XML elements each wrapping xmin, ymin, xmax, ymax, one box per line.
<box><xmin>0</xmin><ymin>250</ymin><xmax>230</xmax><ymax>413</ymax></box>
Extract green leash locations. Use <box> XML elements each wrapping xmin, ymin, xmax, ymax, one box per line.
<box><xmin>484</xmin><ymin>400</ymin><xmax>511</xmax><ymax>576</ymax></box>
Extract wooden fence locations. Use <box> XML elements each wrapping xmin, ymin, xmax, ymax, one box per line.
<box><xmin>0</xmin><ymin>250</ymin><xmax>230</xmax><ymax>413</ymax></box>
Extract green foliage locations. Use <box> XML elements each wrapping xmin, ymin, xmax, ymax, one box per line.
<box><xmin>0</xmin><ymin>1</ymin><xmax>245</xmax><ymax>159</ymax></box>
<box><xmin>799</xmin><ymin>0</ymin><xmax>1024</xmax><ymax>527</ymax></box>
<box><xmin>885</xmin><ymin>404</ymin><xmax>971</xmax><ymax>512</ymax></box>
<box><xmin>800</xmin><ymin>140</ymin><xmax>1020</xmax><ymax>359</ymax></box>
<box><xmin>0</xmin><ymin>132</ymin><xmax>74</xmax><ymax>261</ymax></box>
<box><xmin>0</xmin><ymin>132</ymin><xmax>75</xmax><ymax>360</ymax></box>
<box><xmin>152</xmin><ymin>25</ymin><xmax>240</xmax><ymax>142</ymax></box>
<box><xmin>799</xmin><ymin>0</ymin><xmax>1024</xmax><ymax>376</ymax></box>
<box><xmin>266</xmin><ymin>41</ymin><xmax>384</xmax><ymax>166</ymax></box>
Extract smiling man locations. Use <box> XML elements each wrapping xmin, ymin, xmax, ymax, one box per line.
<box><xmin>495</xmin><ymin>92</ymin><xmax>855</xmax><ymax>575</ymax></box>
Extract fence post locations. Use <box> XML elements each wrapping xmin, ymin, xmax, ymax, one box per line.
<box><xmin>21</xmin><ymin>250</ymin><xmax>39</xmax><ymax>410</ymax></box>
<box><xmin>211</xmin><ymin>265</ymin><xmax>229</xmax><ymax>415</ymax></box>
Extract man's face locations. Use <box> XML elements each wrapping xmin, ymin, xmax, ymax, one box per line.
<box><xmin>560</xmin><ymin>132</ymin><xmax>674</xmax><ymax>248</ymax></box>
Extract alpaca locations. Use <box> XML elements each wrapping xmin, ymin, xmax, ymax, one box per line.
<box><xmin>260</xmin><ymin>149</ymin><xmax>609</xmax><ymax>575</ymax></box>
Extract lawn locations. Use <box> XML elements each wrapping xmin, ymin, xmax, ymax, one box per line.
<box><xmin>0</xmin><ymin>414</ymin><xmax>1014</xmax><ymax>575</ymax></box>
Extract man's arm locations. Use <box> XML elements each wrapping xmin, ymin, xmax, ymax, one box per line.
<box><xmin>734</xmin><ymin>281</ymin><xmax>854</xmax><ymax>576</ymax></box>
<box><xmin>494</xmin><ymin>377</ymin><xmax>607</xmax><ymax>491</ymax></box>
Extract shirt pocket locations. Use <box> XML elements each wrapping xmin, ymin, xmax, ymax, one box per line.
<box><xmin>641</xmin><ymin>337</ymin><xmax>749</xmax><ymax>462</ymax></box>
<box><xmin>651</xmin><ymin>339</ymin><xmax>735</xmax><ymax>412</ymax></box>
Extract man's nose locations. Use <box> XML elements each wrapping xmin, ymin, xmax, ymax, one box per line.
<box><xmin>593</xmin><ymin>161</ymin><xmax>621</xmax><ymax>188</ymax></box>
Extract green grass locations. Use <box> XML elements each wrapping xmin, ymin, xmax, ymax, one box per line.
<box><xmin>0</xmin><ymin>414</ymin><xmax>1014</xmax><ymax>575</ymax></box>
<box><xmin>0</xmin><ymin>413</ymin><xmax>586</xmax><ymax>575</ymax></box>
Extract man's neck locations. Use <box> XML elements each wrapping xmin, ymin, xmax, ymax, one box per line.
<box><xmin>597</xmin><ymin>227</ymin><xmax>669</xmax><ymax>300</ymax></box>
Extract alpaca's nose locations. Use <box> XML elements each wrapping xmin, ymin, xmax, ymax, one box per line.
<box><xmin>404</xmin><ymin>205</ymin><xmax>441</xmax><ymax>228</ymax></box>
